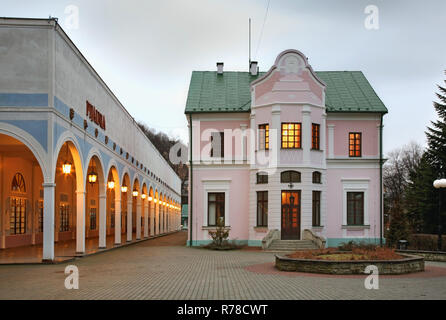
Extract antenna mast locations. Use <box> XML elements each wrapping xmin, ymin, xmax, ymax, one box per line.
<box><xmin>249</xmin><ymin>18</ymin><xmax>251</xmax><ymax>68</ymax></box>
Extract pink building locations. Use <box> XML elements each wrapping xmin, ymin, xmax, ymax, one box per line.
<box><xmin>185</xmin><ymin>49</ymin><xmax>387</xmax><ymax>248</ymax></box>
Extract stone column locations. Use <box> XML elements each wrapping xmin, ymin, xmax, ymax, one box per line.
<box><xmin>99</xmin><ymin>192</ymin><xmax>106</xmax><ymax>249</ymax></box>
<box><xmin>127</xmin><ymin>197</ymin><xmax>132</xmax><ymax>242</ymax></box>
<box><xmin>75</xmin><ymin>190</ymin><xmax>86</xmax><ymax>254</ymax></box>
<box><xmin>42</xmin><ymin>182</ymin><xmax>56</xmax><ymax>261</ymax></box>
<box><xmin>136</xmin><ymin>196</ymin><xmax>142</xmax><ymax>240</ymax></box>
<box><xmin>114</xmin><ymin>198</ymin><xmax>121</xmax><ymax>245</ymax></box>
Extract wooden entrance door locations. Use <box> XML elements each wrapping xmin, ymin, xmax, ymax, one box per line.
<box><xmin>281</xmin><ymin>191</ymin><xmax>301</xmax><ymax>240</ymax></box>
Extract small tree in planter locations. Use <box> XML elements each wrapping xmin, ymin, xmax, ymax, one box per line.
<box><xmin>207</xmin><ymin>217</ymin><xmax>230</xmax><ymax>249</ymax></box>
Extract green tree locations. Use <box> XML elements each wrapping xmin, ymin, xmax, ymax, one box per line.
<box><xmin>406</xmin><ymin>71</ymin><xmax>446</xmax><ymax>234</ymax></box>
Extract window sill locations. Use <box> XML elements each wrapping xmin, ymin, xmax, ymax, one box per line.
<box><xmin>341</xmin><ymin>225</ymin><xmax>370</xmax><ymax>230</ymax></box>
<box><xmin>312</xmin><ymin>226</ymin><xmax>324</xmax><ymax>229</ymax></box>
<box><xmin>253</xmin><ymin>226</ymin><xmax>268</xmax><ymax>232</ymax></box>
<box><xmin>310</xmin><ymin>149</ymin><xmax>324</xmax><ymax>152</ymax></box>
<box><xmin>202</xmin><ymin>226</ymin><xmax>231</xmax><ymax>230</ymax></box>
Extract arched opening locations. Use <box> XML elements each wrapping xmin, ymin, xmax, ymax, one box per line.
<box><xmin>131</xmin><ymin>178</ymin><xmax>140</xmax><ymax>240</ymax></box>
<box><xmin>159</xmin><ymin>193</ymin><xmax>164</xmax><ymax>234</ymax></box>
<box><xmin>155</xmin><ymin>191</ymin><xmax>160</xmax><ymax>235</ymax></box>
<box><xmin>0</xmin><ymin>133</ymin><xmax>44</xmax><ymax>262</ymax></box>
<box><xmin>121</xmin><ymin>173</ymin><xmax>130</xmax><ymax>244</ymax></box>
<box><xmin>85</xmin><ymin>155</ymin><xmax>105</xmax><ymax>249</ymax></box>
<box><xmin>54</xmin><ymin>142</ymin><xmax>77</xmax><ymax>245</ymax></box>
<box><xmin>106</xmin><ymin>165</ymin><xmax>120</xmax><ymax>247</ymax></box>
<box><xmin>149</xmin><ymin>187</ymin><xmax>154</xmax><ymax>236</ymax></box>
<box><xmin>141</xmin><ymin>183</ymin><xmax>148</xmax><ymax>238</ymax></box>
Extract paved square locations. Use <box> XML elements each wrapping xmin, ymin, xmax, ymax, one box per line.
<box><xmin>1</xmin><ymin>231</ymin><xmax>445</xmax><ymax>300</ymax></box>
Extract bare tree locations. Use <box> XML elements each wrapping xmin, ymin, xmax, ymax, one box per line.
<box><xmin>384</xmin><ymin>141</ymin><xmax>423</xmax><ymax>245</ymax></box>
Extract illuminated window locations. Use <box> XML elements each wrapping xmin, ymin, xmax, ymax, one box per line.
<box><xmin>257</xmin><ymin>191</ymin><xmax>268</xmax><ymax>227</ymax></box>
<box><xmin>259</xmin><ymin>124</ymin><xmax>269</xmax><ymax>150</ymax></box>
<box><xmin>59</xmin><ymin>204</ymin><xmax>70</xmax><ymax>232</ymax></box>
<box><xmin>10</xmin><ymin>197</ymin><xmax>26</xmax><ymax>235</ymax></box>
<box><xmin>280</xmin><ymin>170</ymin><xmax>301</xmax><ymax>183</ymax></box>
<box><xmin>312</xmin><ymin>171</ymin><xmax>322</xmax><ymax>184</ymax></box>
<box><xmin>312</xmin><ymin>123</ymin><xmax>320</xmax><ymax>150</ymax></box>
<box><xmin>349</xmin><ymin>132</ymin><xmax>362</xmax><ymax>157</ymax></box>
<box><xmin>210</xmin><ymin>132</ymin><xmax>224</xmax><ymax>157</ymax></box>
<box><xmin>281</xmin><ymin>123</ymin><xmax>301</xmax><ymax>149</ymax></box>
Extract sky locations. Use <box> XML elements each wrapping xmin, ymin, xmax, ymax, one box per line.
<box><xmin>1</xmin><ymin>0</ymin><xmax>445</xmax><ymax>154</ymax></box>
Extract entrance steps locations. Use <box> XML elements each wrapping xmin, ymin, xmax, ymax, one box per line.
<box><xmin>266</xmin><ymin>239</ymin><xmax>318</xmax><ymax>252</ymax></box>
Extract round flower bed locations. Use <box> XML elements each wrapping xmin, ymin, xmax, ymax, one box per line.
<box><xmin>275</xmin><ymin>247</ymin><xmax>424</xmax><ymax>275</ymax></box>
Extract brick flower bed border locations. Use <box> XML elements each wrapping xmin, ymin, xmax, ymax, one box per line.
<box><xmin>275</xmin><ymin>254</ymin><xmax>425</xmax><ymax>275</ymax></box>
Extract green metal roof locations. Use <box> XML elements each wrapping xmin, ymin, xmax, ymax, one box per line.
<box><xmin>184</xmin><ymin>71</ymin><xmax>388</xmax><ymax>114</ymax></box>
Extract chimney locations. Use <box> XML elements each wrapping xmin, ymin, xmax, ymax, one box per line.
<box><xmin>217</xmin><ymin>62</ymin><xmax>224</xmax><ymax>75</ymax></box>
<box><xmin>249</xmin><ymin>61</ymin><xmax>258</xmax><ymax>76</ymax></box>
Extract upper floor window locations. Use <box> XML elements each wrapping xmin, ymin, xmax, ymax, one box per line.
<box><xmin>256</xmin><ymin>172</ymin><xmax>268</xmax><ymax>184</ymax></box>
<box><xmin>312</xmin><ymin>123</ymin><xmax>320</xmax><ymax>150</ymax></box>
<box><xmin>347</xmin><ymin>192</ymin><xmax>364</xmax><ymax>225</ymax></box>
<box><xmin>280</xmin><ymin>170</ymin><xmax>301</xmax><ymax>183</ymax></box>
<box><xmin>210</xmin><ymin>132</ymin><xmax>224</xmax><ymax>157</ymax></box>
<box><xmin>349</xmin><ymin>132</ymin><xmax>362</xmax><ymax>157</ymax></box>
<box><xmin>312</xmin><ymin>171</ymin><xmax>322</xmax><ymax>184</ymax></box>
<box><xmin>259</xmin><ymin>124</ymin><xmax>269</xmax><ymax>150</ymax></box>
<box><xmin>281</xmin><ymin>123</ymin><xmax>301</xmax><ymax>149</ymax></box>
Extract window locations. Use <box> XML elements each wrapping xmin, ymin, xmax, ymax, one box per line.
<box><xmin>256</xmin><ymin>172</ymin><xmax>268</xmax><ymax>184</ymax></box>
<box><xmin>312</xmin><ymin>171</ymin><xmax>322</xmax><ymax>184</ymax></box>
<box><xmin>257</xmin><ymin>191</ymin><xmax>268</xmax><ymax>227</ymax></box>
<box><xmin>208</xmin><ymin>192</ymin><xmax>225</xmax><ymax>226</ymax></box>
<box><xmin>349</xmin><ymin>132</ymin><xmax>362</xmax><ymax>157</ymax></box>
<box><xmin>281</xmin><ymin>123</ymin><xmax>301</xmax><ymax>149</ymax></box>
<box><xmin>90</xmin><ymin>208</ymin><xmax>97</xmax><ymax>230</ymax></box>
<box><xmin>280</xmin><ymin>170</ymin><xmax>301</xmax><ymax>183</ymax></box>
<box><xmin>59</xmin><ymin>204</ymin><xmax>70</xmax><ymax>232</ymax></box>
<box><xmin>38</xmin><ymin>200</ymin><xmax>43</xmax><ymax>233</ymax></box>
<box><xmin>347</xmin><ymin>192</ymin><xmax>364</xmax><ymax>225</ymax></box>
<box><xmin>210</xmin><ymin>132</ymin><xmax>224</xmax><ymax>157</ymax></box>
<box><xmin>11</xmin><ymin>173</ymin><xmax>26</xmax><ymax>193</ymax></box>
<box><xmin>312</xmin><ymin>124</ymin><xmax>320</xmax><ymax>150</ymax></box>
<box><xmin>259</xmin><ymin>124</ymin><xmax>269</xmax><ymax>150</ymax></box>
<box><xmin>312</xmin><ymin>191</ymin><xmax>321</xmax><ymax>226</ymax></box>
<box><xmin>10</xmin><ymin>197</ymin><xmax>26</xmax><ymax>234</ymax></box>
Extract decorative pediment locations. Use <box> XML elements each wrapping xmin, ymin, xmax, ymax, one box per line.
<box><xmin>251</xmin><ymin>49</ymin><xmax>326</xmax><ymax>108</ymax></box>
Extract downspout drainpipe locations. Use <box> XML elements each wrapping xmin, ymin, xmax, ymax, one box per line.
<box><xmin>379</xmin><ymin>114</ymin><xmax>384</xmax><ymax>246</ymax></box>
<box><xmin>189</xmin><ymin>113</ymin><xmax>193</xmax><ymax>247</ymax></box>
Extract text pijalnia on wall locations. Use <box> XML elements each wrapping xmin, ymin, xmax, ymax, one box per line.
<box><xmin>86</xmin><ymin>101</ymin><xmax>106</xmax><ymax>130</ymax></box>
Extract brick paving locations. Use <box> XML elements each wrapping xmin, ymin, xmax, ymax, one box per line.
<box><xmin>0</xmin><ymin>231</ymin><xmax>445</xmax><ymax>300</ymax></box>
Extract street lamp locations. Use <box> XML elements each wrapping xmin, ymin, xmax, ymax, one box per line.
<box><xmin>433</xmin><ymin>178</ymin><xmax>446</xmax><ymax>251</ymax></box>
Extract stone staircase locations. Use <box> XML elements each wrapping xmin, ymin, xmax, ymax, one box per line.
<box><xmin>266</xmin><ymin>239</ymin><xmax>318</xmax><ymax>252</ymax></box>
